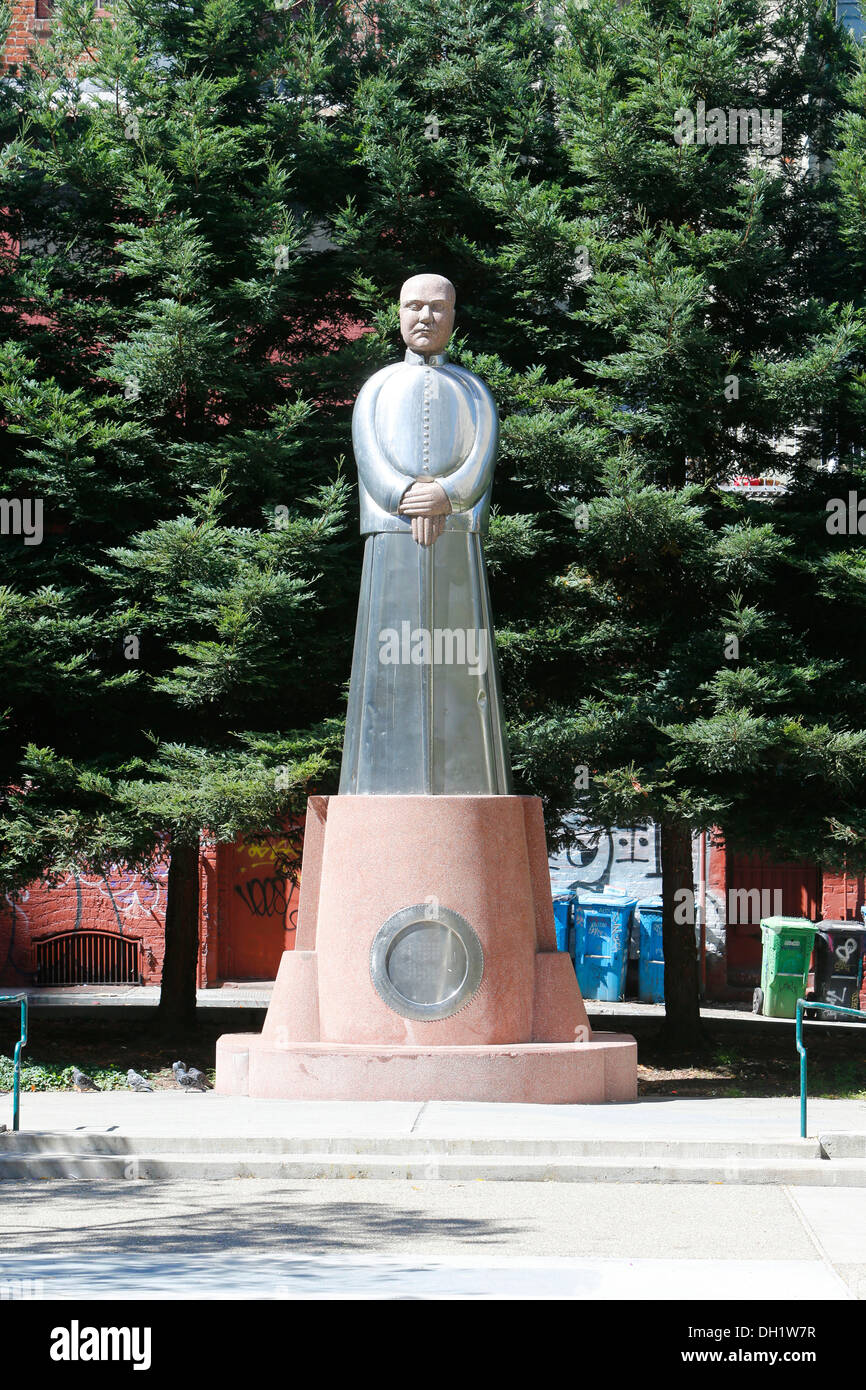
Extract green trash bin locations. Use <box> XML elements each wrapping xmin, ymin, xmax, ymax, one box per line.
<box><xmin>753</xmin><ymin>916</ymin><xmax>817</xmax><ymax>1018</ymax></box>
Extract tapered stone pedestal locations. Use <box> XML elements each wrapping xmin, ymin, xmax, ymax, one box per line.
<box><xmin>216</xmin><ymin>795</ymin><xmax>637</xmax><ymax>1103</ymax></box>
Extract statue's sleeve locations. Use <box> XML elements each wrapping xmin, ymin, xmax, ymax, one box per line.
<box><xmin>436</xmin><ymin>370</ymin><xmax>499</xmax><ymax>512</ymax></box>
<box><xmin>351</xmin><ymin>367</ymin><xmax>412</xmax><ymax>515</ymax></box>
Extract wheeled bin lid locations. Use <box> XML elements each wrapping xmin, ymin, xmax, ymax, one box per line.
<box><xmin>760</xmin><ymin>916</ymin><xmax>815</xmax><ymax>932</ymax></box>
<box><xmin>575</xmin><ymin>888</ymin><xmax>637</xmax><ymax>908</ymax></box>
<box><xmin>637</xmin><ymin>896</ymin><xmax>663</xmax><ymax>911</ymax></box>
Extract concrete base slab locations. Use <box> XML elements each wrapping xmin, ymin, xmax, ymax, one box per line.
<box><xmin>215</xmin><ymin>1030</ymin><xmax>638</xmax><ymax>1104</ymax></box>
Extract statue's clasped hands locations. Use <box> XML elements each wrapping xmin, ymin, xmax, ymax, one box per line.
<box><xmin>398</xmin><ymin>478</ymin><xmax>452</xmax><ymax>548</ymax></box>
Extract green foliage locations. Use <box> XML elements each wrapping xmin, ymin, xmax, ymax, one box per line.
<box><xmin>1</xmin><ymin>0</ymin><xmax>866</xmax><ymax>913</ymax></box>
<box><xmin>0</xmin><ymin>1056</ymin><xmax>130</xmax><ymax>1091</ymax></box>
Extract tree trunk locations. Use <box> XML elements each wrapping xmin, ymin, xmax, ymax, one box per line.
<box><xmin>158</xmin><ymin>839</ymin><xmax>200</xmax><ymax>1030</ymax></box>
<box><xmin>659</xmin><ymin>815</ymin><xmax>704</xmax><ymax>1051</ymax></box>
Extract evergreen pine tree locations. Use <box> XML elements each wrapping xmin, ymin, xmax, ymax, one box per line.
<box><xmin>0</xmin><ymin>0</ymin><xmax>360</xmax><ymax>1022</ymax></box>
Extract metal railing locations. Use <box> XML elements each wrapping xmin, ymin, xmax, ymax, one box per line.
<box><xmin>796</xmin><ymin>997</ymin><xmax>866</xmax><ymax>1138</ymax></box>
<box><xmin>0</xmin><ymin>993</ymin><xmax>28</xmax><ymax>1132</ymax></box>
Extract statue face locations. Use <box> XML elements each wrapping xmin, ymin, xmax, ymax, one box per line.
<box><xmin>399</xmin><ymin>274</ymin><xmax>455</xmax><ymax>356</ymax></box>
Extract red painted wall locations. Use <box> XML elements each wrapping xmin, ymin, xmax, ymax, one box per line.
<box><xmin>215</xmin><ymin>832</ymin><xmax>302</xmax><ymax>982</ymax></box>
<box><xmin>1</xmin><ymin>830</ymin><xmax>863</xmax><ymax>995</ymax></box>
<box><xmin>705</xmin><ymin>836</ymin><xmax>864</xmax><ymax>1000</ymax></box>
<box><xmin>2</xmin><ymin>1</ymin><xmax>113</xmax><ymax>68</ymax></box>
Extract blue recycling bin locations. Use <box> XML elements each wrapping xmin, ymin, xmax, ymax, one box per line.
<box><xmin>552</xmin><ymin>894</ymin><xmax>575</xmax><ymax>958</ymax></box>
<box><xmin>637</xmin><ymin>896</ymin><xmax>665</xmax><ymax>1002</ymax></box>
<box><xmin>573</xmin><ymin>890</ymin><xmax>636</xmax><ymax>1001</ymax></box>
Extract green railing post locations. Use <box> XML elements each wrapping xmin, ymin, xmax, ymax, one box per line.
<box><xmin>796</xmin><ymin>997</ymin><xmax>866</xmax><ymax>1139</ymax></box>
<box><xmin>0</xmin><ymin>993</ymin><xmax>28</xmax><ymax>1132</ymax></box>
<box><xmin>796</xmin><ymin>1000</ymin><xmax>807</xmax><ymax>1139</ymax></box>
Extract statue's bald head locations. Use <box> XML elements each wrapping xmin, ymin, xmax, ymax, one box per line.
<box><xmin>399</xmin><ymin>273</ymin><xmax>456</xmax><ymax>356</ymax></box>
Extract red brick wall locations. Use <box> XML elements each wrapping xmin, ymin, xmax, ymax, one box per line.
<box><xmin>3</xmin><ymin>831</ymin><xmax>862</xmax><ymax>994</ymax></box>
<box><xmin>821</xmin><ymin>868</ymin><xmax>865</xmax><ymax>923</ymax></box>
<box><xmin>0</xmin><ymin>860</ymin><xmax>168</xmax><ymax>986</ymax></box>
<box><xmin>0</xmin><ymin>829</ymin><xmax>305</xmax><ymax>988</ymax></box>
<box><xmin>3</xmin><ymin>0</ymin><xmax>51</xmax><ymax>69</ymax></box>
<box><xmin>3</xmin><ymin>1</ymin><xmax>112</xmax><ymax>68</ymax></box>
<box><xmin>705</xmin><ymin>831</ymin><xmax>728</xmax><ymax>1000</ymax></box>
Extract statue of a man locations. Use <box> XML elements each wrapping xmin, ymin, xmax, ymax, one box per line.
<box><xmin>339</xmin><ymin>273</ymin><xmax>513</xmax><ymax>796</ymax></box>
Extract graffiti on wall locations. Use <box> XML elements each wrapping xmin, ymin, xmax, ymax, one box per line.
<box><xmin>549</xmin><ymin>816</ymin><xmax>725</xmax><ymax>955</ymax></box>
<box><xmin>1</xmin><ymin>861</ymin><xmax>169</xmax><ymax>982</ymax></box>
<box><xmin>549</xmin><ymin>818</ymin><xmax>662</xmax><ymax>897</ymax></box>
<box><xmin>85</xmin><ymin>864</ymin><xmax>169</xmax><ymax>924</ymax></box>
<box><xmin>232</xmin><ymin>831</ymin><xmax>303</xmax><ymax>936</ymax></box>
<box><xmin>1</xmin><ymin>891</ymin><xmax>31</xmax><ymax>978</ymax></box>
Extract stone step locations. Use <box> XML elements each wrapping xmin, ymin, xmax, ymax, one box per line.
<box><xmin>0</xmin><ymin>1131</ymin><xmax>824</xmax><ymax>1159</ymax></box>
<box><xmin>2</xmin><ymin>1149</ymin><xmax>866</xmax><ymax>1184</ymax></box>
<box><xmin>818</xmin><ymin>1132</ymin><xmax>866</xmax><ymax>1158</ymax></box>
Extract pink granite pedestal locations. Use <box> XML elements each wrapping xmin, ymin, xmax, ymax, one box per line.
<box><xmin>215</xmin><ymin>795</ymin><xmax>637</xmax><ymax>1103</ymax></box>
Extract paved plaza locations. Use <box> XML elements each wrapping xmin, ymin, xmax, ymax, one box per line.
<box><xmin>2</xmin><ymin>1093</ymin><xmax>864</xmax><ymax>1299</ymax></box>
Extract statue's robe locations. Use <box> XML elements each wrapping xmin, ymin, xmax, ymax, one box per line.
<box><xmin>339</xmin><ymin>347</ymin><xmax>513</xmax><ymax>795</ymax></box>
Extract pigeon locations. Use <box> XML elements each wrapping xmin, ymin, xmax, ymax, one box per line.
<box><xmin>187</xmin><ymin>1067</ymin><xmax>210</xmax><ymax>1089</ymax></box>
<box><xmin>172</xmin><ymin>1061</ymin><xmax>207</xmax><ymax>1092</ymax></box>
<box><xmin>71</xmin><ymin>1067</ymin><xmax>99</xmax><ymax>1093</ymax></box>
<box><xmin>127</xmin><ymin>1069</ymin><xmax>153</xmax><ymax>1092</ymax></box>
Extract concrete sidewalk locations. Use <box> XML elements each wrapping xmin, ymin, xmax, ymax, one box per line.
<box><xmin>0</xmin><ymin>1175</ymin><xmax>861</xmax><ymax>1299</ymax></box>
<box><xmin>2</xmin><ymin>1095</ymin><xmax>865</xmax><ymax>1295</ymax></box>
<box><xmin>6</xmin><ymin>1091</ymin><xmax>866</xmax><ymax>1138</ymax></box>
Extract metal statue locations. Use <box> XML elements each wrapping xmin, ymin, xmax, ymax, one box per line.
<box><xmin>339</xmin><ymin>273</ymin><xmax>513</xmax><ymax>795</ymax></box>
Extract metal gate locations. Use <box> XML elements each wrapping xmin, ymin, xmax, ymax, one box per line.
<box><xmin>35</xmin><ymin>932</ymin><xmax>142</xmax><ymax>986</ymax></box>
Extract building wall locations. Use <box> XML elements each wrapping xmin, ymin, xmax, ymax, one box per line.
<box><xmin>1</xmin><ymin>821</ymin><xmax>863</xmax><ymax>994</ymax></box>
<box><xmin>0</xmin><ymin>860</ymin><xmax>169</xmax><ymax>986</ymax></box>
<box><xmin>822</xmin><ymin>869</ymin><xmax>866</xmax><ymax>925</ymax></box>
<box><xmin>3</xmin><ymin>0</ymin><xmax>115</xmax><ymax>68</ymax></box>
<box><xmin>549</xmin><ymin>818</ymin><xmax>865</xmax><ymax>1001</ymax></box>
<box><xmin>3</xmin><ymin>0</ymin><xmax>50</xmax><ymax>69</ymax></box>
<box><xmin>548</xmin><ymin>817</ymin><xmax>728</xmax><ymax>987</ymax></box>
<box><xmin>213</xmin><ymin>832</ymin><xmax>302</xmax><ymax>983</ymax></box>
<box><xmin>0</xmin><ymin>831</ymin><xmax>302</xmax><ymax>989</ymax></box>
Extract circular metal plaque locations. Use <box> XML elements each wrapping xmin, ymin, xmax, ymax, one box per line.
<box><xmin>369</xmin><ymin>905</ymin><xmax>484</xmax><ymax>1021</ymax></box>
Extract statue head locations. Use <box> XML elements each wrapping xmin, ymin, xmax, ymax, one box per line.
<box><xmin>399</xmin><ymin>273</ymin><xmax>455</xmax><ymax>356</ymax></box>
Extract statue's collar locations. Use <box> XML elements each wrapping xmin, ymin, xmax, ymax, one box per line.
<box><xmin>404</xmin><ymin>348</ymin><xmax>449</xmax><ymax>366</ymax></box>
